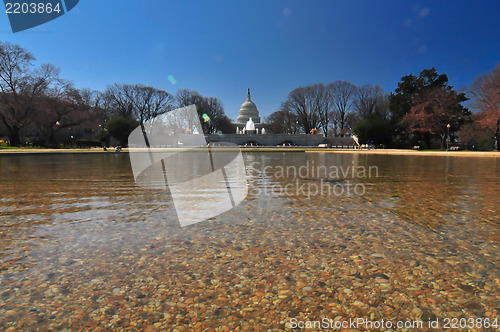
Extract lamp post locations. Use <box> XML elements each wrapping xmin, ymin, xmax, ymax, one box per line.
<box><xmin>495</xmin><ymin>120</ymin><xmax>500</xmax><ymax>151</ymax></box>
<box><xmin>446</xmin><ymin>124</ymin><xmax>450</xmax><ymax>151</ymax></box>
<box><xmin>53</xmin><ymin>121</ymin><xmax>60</xmax><ymax>148</ymax></box>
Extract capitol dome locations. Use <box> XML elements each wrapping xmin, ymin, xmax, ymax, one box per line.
<box><xmin>236</xmin><ymin>89</ymin><xmax>261</xmax><ymax>124</ymax></box>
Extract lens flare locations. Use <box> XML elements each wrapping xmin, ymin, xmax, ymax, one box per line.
<box><xmin>167</xmin><ymin>74</ymin><xmax>177</xmax><ymax>85</ymax></box>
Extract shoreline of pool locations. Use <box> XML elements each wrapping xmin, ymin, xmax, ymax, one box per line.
<box><xmin>1</xmin><ymin>147</ymin><xmax>499</xmax><ymax>157</ymax></box>
<box><xmin>0</xmin><ymin>148</ymin><xmax>113</xmax><ymax>155</ymax></box>
<box><xmin>305</xmin><ymin>148</ymin><xmax>500</xmax><ymax>157</ymax></box>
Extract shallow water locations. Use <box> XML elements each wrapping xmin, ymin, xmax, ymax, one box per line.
<box><xmin>0</xmin><ymin>152</ymin><xmax>498</xmax><ymax>331</ymax></box>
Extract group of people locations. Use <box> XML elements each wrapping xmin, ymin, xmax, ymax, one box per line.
<box><xmin>103</xmin><ymin>145</ymin><xmax>122</xmax><ymax>152</ymax></box>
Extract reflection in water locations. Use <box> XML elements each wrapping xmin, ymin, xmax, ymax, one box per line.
<box><xmin>0</xmin><ymin>152</ymin><xmax>498</xmax><ymax>330</ymax></box>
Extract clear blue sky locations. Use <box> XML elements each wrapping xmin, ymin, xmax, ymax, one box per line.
<box><xmin>1</xmin><ymin>0</ymin><xmax>499</xmax><ymax>120</ymax></box>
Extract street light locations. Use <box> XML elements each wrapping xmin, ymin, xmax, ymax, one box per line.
<box><xmin>446</xmin><ymin>124</ymin><xmax>450</xmax><ymax>151</ymax></box>
<box><xmin>495</xmin><ymin>120</ymin><xmax>500</xmax><ymax>151</ymax></box>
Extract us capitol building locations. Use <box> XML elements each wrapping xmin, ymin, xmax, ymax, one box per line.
<box><xmin>204</xmin><ymin>89</ymin><xmax>352</xmax><ymax>147</ymax></box>
<box><xmin>235</xmin><ymin>89</ymin><xmax>265</xmax><ymax>135</ymax></box>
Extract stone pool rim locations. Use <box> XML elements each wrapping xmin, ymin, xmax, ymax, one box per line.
<box><xmin>1</xmin><ymin>147</ymin><xmax>500</xmax><ymax>158</ymax></box>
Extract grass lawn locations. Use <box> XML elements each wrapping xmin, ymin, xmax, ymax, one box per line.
<box><xmin>0</xmin><ymin>142</ymin><xmax>81</xmax><ymax>150</ymax></box>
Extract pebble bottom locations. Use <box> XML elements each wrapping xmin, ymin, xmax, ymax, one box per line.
<box><xmin>0</xmin><ymin>153</ymin><xmax>498</xmax><ymax>331</ymax></box>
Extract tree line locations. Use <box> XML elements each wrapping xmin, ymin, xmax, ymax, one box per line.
<box><xmin>267</xmin><ymin>82</ymin><xmax>389</xmax><ymax>137</ymax></box>
<box><xmin>267</xmin><ymin>66</ymin><xmax>499</xmax><ymax>150</ymax></box>
<box><xmin>0</xmin><ymin>42</ymin><xmax>234</xmax><ymax>147</ymax></box>
<box><xmin>1</xmin><ymin>41</ymin><xmax>499</xmax><ymax>150</ymax></box>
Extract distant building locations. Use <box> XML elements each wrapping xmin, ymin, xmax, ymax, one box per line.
<box><xmin>235</xmin><ymin>89</ymin><xmax>266</xmax><ymax>135</ymax></box>
<box><xmin>204</xmin><ymin>88</ymin><xmax>352</xmax><ymax>146</ymax></box>
<box><xmin>236</xmin><ymin>88</ymin><xmax>261</xmax><ymax>124</ymax></box>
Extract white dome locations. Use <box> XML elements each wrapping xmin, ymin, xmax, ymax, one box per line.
<box><xmin>236</xmin><ymin>89</ymin><xmax>261</xmax><ymax>124</ymax></box>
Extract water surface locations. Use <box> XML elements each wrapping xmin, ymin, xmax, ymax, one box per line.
<box><xmin>0</xmin><ymin>152</ymin><xmax>498</xmax><ymax>330</ymax></box>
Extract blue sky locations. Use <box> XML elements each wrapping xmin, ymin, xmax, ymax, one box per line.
<box><xmin>1</xmin><ymin>0</ymin><xmax>499</xmax><ymax>120</ymax></box>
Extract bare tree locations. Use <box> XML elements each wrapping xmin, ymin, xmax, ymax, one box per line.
<box><xmin>104</xmin><ymin>83</ymin><xmax>174</xmax><ymax>123</ymax></box>
<box><xmin>284</xmin><ymin>85</ymin><xmax>321</xmax><ymax>134</ymax></box>
<box><xmin>0</xmin><ymin>42</ymin><xmax>35</xmax><ymax>95</ymax></box>
<box><xmin>175</xmin><ymin>89</ymin><xmax>233</xmax><ymax>134</ymax></box>
<box><xmin>311</xmin><ymin>83</ymin><xmax>331</xmax><ymax>137</ymax></box>
<box><xmin>176</xmin><ymin>88</ymin><xmax>202</xmax><ymax>108</ymax></box>
<box><xmin>266</xmin><ymin>103</ymin><xmax>300</xmax><ymax>134</ymax></box>
<box><xmin>36</xmin><ymin>84</ymin><xmax>87</xmax><ymax>145</ymax></box>
<box><xmin>11</xmin><ymin>78</ymin><xmax>104</xmax><ymax>147</ymax></box>
<box><xmin>175</xmin><ymin>89</ymin><xmax>205</xmax><ymax>133</ymax></box>
<box><xmin>103</xmin><ymin>84</ymin><xmax>134</xmax><ymax>118</ymax></box>
<box><xmin>133</xmin><ymin>85</ymin><xmax>174</xmax><ymax>123</ymax></box>
<box><xmin>469</xmin><ymin>62</ymin><xmax>500</xmax><ymax>113</ymax></box>
<box><xmin>79</xmin><ymin>88</ymin><xmax>101</xmax><ymax>110</ymax></box>
<box><xmin>0</xmin><ymin>42</ymin><xmax>60</xmax><ymax>145</ymax></box>
<box><xmin>328</xmin><ymin>81</ymin><xmax>356</xmax><ymax>136</ymax></box>
<box><xmin>353</xmin><ymin>84</ymin><xmax>389</xmax><ymax>120</ymax></box>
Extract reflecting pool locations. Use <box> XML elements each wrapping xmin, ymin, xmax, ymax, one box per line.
<box><xmin>0</xmin><ymin>152</ymin><xmax>498</xmax><ymax>330</ymax></box>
